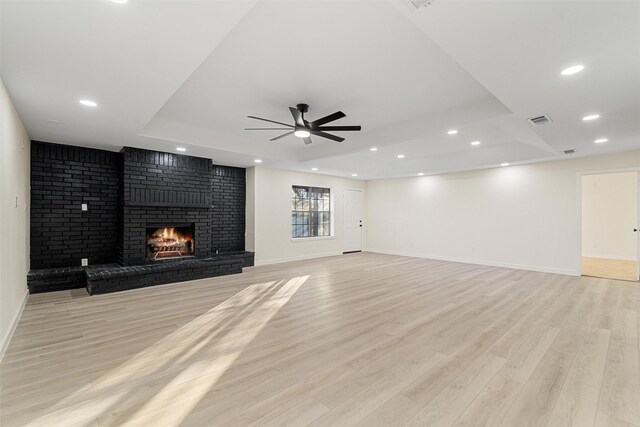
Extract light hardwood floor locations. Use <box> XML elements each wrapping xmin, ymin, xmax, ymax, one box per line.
<box><xmin>582</xmin><ymin>256</ymin><xmax>639</xmax><ymax>282</ymax></box>
<box><xmin>1</xmin><ymin>253</ymin><xmax>638</xmax><ymax>427</ymax></box>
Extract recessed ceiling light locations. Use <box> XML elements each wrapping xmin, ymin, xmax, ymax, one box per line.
<box><xmin>254</xmin><ymin>159</ymin><xmax>262</xmax><ymax>163</ymax></box>
<box><xmin>370</xmin><ymin>147</ymin><xmax>378</xmax><ymax>152</ymax></box>
<box><xmin>311</xmin><ymin>167</ymin><xmax>318</xmax><ymax>171</ymax></box>
<box><xmin>418</xmin><ymin>172</ymin><xmax>424</xmax><ymax>176</ymax></box>
<box><xmin>47</xmin><ymin>119</ymin><xmax>60</xmax><ymax>124</ymax></box>
<box><xmin>594</xmin><ymin>138</ymin><xmax>609</xmax><ymax>144</ymax></box>
<box><xmin>500</xmin><ymin>163</ymin><xmax>510</xmax><ymax>167</ymax></box>
<box><xmin>79</xmin><ymin>99</ymin><xmax>97</xmax><ymax>107</ymax></box>
<box><xmin>397</xmin><ymin>154</ymin><xmax>405</xmax><ymax>159</ymax></box>
<box><xmin>470</xmin><ymin>141</ymin><xmax>481</xmax><ymax>146</ymax></box>
<box><xmin>176</xmin><ymin>147</ymin><xmax>186</xmax><ymax>152</ymax></box>
<box><xmin>110</xmin><ymin>0</ymin><xmax>129</xmax><ymax>3</ymax></box>
<box><xmin>582</xmin><ymin>114</ymin><xmax>600</xmax><ymax>121</ymax></box>
<box><xmin>351</xmin><ymin>173</ymin><xmax>358</xmax><ymax>177</ymax></box>
<box><xmin>561</xmin><ymin>65</ymin><xmax>584</xmax><ymax>76</ymax></box>
<box><xmin>447</xmin><ymin>130</ymin><xmax>458</xmax><ymax>135</ymax></box>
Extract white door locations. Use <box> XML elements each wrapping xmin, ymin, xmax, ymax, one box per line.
<box><xmin>343</xmin><ymin>189</ymin><xmax>363</xmax><ymax>253</ymax></box>
<box><xmin>637</xmin><ymin>172</ymin><xmax>640</xmax><ymax>280</ymax></box>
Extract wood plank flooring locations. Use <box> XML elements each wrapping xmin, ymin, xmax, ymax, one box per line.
<box><xmin>1</xmin><ymin>252</ymin><xmax>638</xmax><ymax>427</ymax></box>
<box><xmin>582</xmin><ymin>256</ymin><xmax>638</xmax><ymax>282</ymax></box>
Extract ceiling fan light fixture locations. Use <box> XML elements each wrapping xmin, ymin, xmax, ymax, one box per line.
<box><xmin>294</xmin><ymin>129</ymin><xmax>311</xmax><ymax>138</ymax></box>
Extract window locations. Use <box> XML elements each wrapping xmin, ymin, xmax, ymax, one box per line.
<box><xmin>291</xmin><ymin>186</ymin><xmax>331</xmax><ymax>238</ymax></box>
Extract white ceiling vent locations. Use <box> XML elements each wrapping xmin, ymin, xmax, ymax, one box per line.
<box><xmin>527</xmin><ymin>115</ymin><xmax>553</xmax><ymax>126</ymax></box>
<box><xmin>409</xmin><ymin>0</ymin><xmax>435</xmax><ymax>10</ymax></box>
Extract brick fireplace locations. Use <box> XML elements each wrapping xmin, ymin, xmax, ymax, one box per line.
<box><xmin>28</xmin><ymin>142</ymin><xmax>253</xmax><ymax>294</ymax></box>
<box><xmin>119</xmin><ymin>147</ymin><xmax>214</xmax><ymax>266</ymax></box>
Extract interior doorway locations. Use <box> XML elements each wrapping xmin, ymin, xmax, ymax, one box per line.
<box><xmin>343</xmin><ymin>189</ymin><xmax>363</xmax><ymax>253</ymax></box>
<box><xmin>581</xmin><ymin>171</ymin><xmax>639</xmax><ymax>281</ymax></box>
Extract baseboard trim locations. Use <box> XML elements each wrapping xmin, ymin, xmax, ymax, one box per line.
<box><xmin>364</xmin><ymin>248</ymin><xmax>579</xmax><ymax>276</ymax></box>
<box><xmin>0</xmin><ymin>288</ymin><xmax>29</xmax><ymax>362</ymax></box>
<box><xmin>254</xmin><ymin>251</ymin><xmax>343</xmax><ymax>266</ymax></box>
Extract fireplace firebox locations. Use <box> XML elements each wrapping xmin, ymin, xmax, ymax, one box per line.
<box><xmin>146</xmin><ymin>225</ymin><xmax>195</xmax><ymax>260</ymax></box>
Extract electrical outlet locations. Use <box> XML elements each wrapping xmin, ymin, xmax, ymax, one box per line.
<box><xmin>81</xmin><ymin>258</ymin><xmax>88</xmax><ymax>267</ymax></box>
<box><xmin>82</xmin><ymin>203</ymin><xmax>88</xmax><ymax>211</ymax></box>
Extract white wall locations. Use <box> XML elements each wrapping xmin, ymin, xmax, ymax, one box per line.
<box><xmin>247</xmin><ymin>167</ymin><xmax>365</xmax><ymax>265</ymax></box>
<box><xmin>0</xmin><ymin>77</ymin><xmax>30</xmax><ymax>359</ymax></box>
<box><xmin>582</xmin><ymin>172</ymin><xmax>638</xmax><ymax>260</ymax></box>
<box><xmin>366</xmin><ymin>150</ymin><xmax>640</xmax><ymax>276</ymax></box>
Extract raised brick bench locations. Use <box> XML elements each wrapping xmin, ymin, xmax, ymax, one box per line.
<box><xmin>86</xmin><ymin>252</ymin><xmax>255</xmax><ymax>295</ymax></box>
<box><xmin>27</xmin><ymin>252</ymin><xmax>254</xmax><ymax>295</ymax></box>
<box><xmin>27</xmin><ymin>264</ymin><xmax>120</xmax><ymax>294</ymax></box>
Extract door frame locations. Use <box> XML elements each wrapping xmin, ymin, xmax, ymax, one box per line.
<box><xmin>576</xmin><ymin>167</ymin><xmax>640</xmax><ymax>279</ymax></box>
<box><xmin>343</xmin><ymin>188</ymin><xmax>363</xmax><ymax>253</ymax></box>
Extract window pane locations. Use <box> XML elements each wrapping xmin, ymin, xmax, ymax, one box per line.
<box><xmin>296</xmin><ymin>212</ymin><xmax>304</xmax><ymax>225</ymax></box>
<box><xmin>309</xmin><ymin>212</ymin><xmax>317</xmax><ymax>237</ymax></box>
<box><xmin>292</xmin><ymin>185</ymin><xmax>330</xmax><ymax>238</ymax></box>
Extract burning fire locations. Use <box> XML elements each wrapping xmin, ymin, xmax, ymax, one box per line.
<box><xmin>147</xmin><ymin>227</ymin><xmax>194</xmax><ymax>259</ymax></box>
<box><xmin>161</xmin><ymin>227</ymin><xmax>182</xmax><ymax>242</ymax></box>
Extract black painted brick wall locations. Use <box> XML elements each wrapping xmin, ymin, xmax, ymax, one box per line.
<box><xmin>212</xmin><ymin>165</ymin><xmax>246</xmax><ymax>252</ymax></box>
<box><xmin>31</xmin><ymin>143</ymin><xmax>246</xmax><ymax>271</ymax></box>
<box><xmin>123</xmin><ymin>147</ymin><xmax>212</xmax><ymax>207</ymax></box>
<box><xmin>30</xmin><ymin>141</ymin><xmax>120</xmax><ymax>269</ymax></box>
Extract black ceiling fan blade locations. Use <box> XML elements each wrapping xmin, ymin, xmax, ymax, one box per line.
<box><xmin>269</xmin><ymin>131</ymin><xmax>294</xmax><ymax>141</ymax></box>
<box><xmin>245</xmin><ymin>127</ymin><xmax>292</xmax><ymax>130</ymax></box>
<box><xmin>289</xmin><ymin>107</ymin><xmax>305</xmax><ymax>126</ymax></box>
<box><xmin>309</xmin><ymin>111</ymin><xmax>346</xmax><ymax>128</ymax></box>
<box><xmin>247</xmin><ymin>116</ymin><xmax>294</xmax><ymax>128</ymax></box>
<box><xmin>314</xmin><ymin>125</ymin><xmax>361</xmax><ymax>132</ymax></box>
<box><xmin>310</xmin><ymin>130</ymin><xmax>345</xmax><ymax>142</ymax></box>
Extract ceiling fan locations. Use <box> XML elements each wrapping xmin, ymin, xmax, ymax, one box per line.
<box><xmin>245</xmin><ymin>103</ymin><xmax>361</xmax><ymax>145</ymax></box>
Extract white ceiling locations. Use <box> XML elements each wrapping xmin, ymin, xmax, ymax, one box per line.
<box><xmin>2</xmin><ymin>0</ymin><xmax>639</xmax><ymax>179</ymax></box>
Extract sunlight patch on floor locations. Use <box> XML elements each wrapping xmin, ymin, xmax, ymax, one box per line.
<box><xmin>24</xmin><ymin>276</ymin><xmax>308</xmax><ymax>427</ymax></box>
